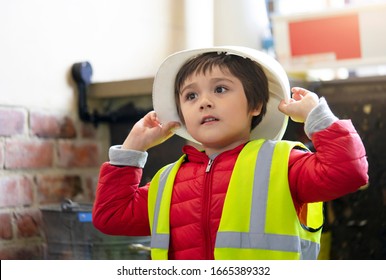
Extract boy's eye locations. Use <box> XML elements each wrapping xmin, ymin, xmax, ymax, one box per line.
<box><xmin>215</xmin><ymin>86</ymin><xmax>227</xmax><ymax>93</ymax></box>
<box><xmin>185</xmin><ymin>92</ymin><xmax>197</xmax><ymax>101</ymax></box>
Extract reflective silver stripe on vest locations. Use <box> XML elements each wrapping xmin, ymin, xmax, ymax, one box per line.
<box><xmin>215</xmin><ymin>140</ymin><xmax>319</xmax><ymax>260</ymax></box>
<box><xmin>151</xmin><ymin>163</ymin><xmax>174</xmax><ymax>250</ymax></box>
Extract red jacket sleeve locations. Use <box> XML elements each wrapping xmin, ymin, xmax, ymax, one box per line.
<box><xmin>92</xmin><ymin>162</ymin><xmax>150</xmax><ymax>236</ymax></box>
<box><xmin>289</xmin><ymin>120</ymin><xmax>369</xmax><ymax>211</ymax></box>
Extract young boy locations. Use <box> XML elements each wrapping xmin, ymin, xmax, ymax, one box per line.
<box><xmin>92</xmin><ymin>46</ymin><xmax>368</xmax><ymax>260</ymax></box>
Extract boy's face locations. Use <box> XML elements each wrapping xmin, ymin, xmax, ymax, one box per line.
<box><xmin>179</xmin><ymin>66</ymin><xmax>262</xmax><ymax>153</ymax></box>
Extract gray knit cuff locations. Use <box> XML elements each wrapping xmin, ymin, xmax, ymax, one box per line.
<box><xmin>108</xmin><ymin>145</ymin><xmax>148</xmax><ymax>168</ymax></box>
<box><xmin>304</xmin><ymin>97</ymin><xmax>338</xmax><ymax>139</ymax></box>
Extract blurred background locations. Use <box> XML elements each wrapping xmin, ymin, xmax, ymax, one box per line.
<box><xmin>0</xmin><ymin>0</ymin><xmax>384</xmax><ymax>259</ymax></box>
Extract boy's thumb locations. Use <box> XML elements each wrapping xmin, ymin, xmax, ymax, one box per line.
<box><xmin>278</xmin><ymin>99</ymin><xmax>289</xmax><ymax>114</ymax></box>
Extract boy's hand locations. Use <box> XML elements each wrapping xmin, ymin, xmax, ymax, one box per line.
<box><xmin>121</xmin><ymin>111</ymin><xmax>180</xmax><ymax>151</ymax></box>
<box><xmin>278</xmin><ymin>87</ymin><xmax>319</xmax><ymax>123</ymax></box>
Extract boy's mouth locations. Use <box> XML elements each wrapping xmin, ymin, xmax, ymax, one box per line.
<box><xmin>201</xmin><ymin>116</ymin><xmax>219</xmax><ymax>124</ymax></box>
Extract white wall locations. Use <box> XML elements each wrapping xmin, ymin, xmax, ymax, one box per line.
<box><xmin>0</xmin><ymin>0</ymin><xmax>269</xmax><ymax>114</ymax></box>
<box><xmin>0</xmin><ymin>0</ymin><xmax>185</xmax><ymax>113</ymax></box>
<box><xmin>213</xmin><ymin>0</ymin><xmax>269</xmax><ymax>48</ymax></box>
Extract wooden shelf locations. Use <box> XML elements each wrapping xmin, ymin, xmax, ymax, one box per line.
<box><xmin>88</xmin><ymin>77</ymin><xmax>154</xmax><ymax>98</ymax></box>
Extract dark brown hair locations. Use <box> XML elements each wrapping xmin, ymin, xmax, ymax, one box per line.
<box><xmin>174</xmin><ymin>52</ymin><xmax>269</xmax><ymax>131</ymax></box>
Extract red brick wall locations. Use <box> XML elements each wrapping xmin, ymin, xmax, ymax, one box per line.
<box><xmin>0</xmin><ymin>106</ymin><xmax>103</xmax><ymax>259</ymax></box>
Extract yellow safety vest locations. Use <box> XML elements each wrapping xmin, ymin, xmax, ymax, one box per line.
<box><xmin>148</xmin><ymin>139</ymin><xmax>323</xmax><ymax>260</ymax></box>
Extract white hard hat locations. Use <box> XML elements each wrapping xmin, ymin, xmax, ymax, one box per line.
<box><xmin>152</xmin><ymin>46</ymin><xmax>290</xmax><ymax>144</ymax></box>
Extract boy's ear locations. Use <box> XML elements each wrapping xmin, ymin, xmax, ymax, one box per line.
<box><xmin>251</xmin><ymin>104</ymin><xmax>263</xmax><ymax>116</ymax></box>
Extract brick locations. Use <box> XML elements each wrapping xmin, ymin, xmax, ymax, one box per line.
<box><xmin>14</xmin><ymin>209</ymin><xmax>41</xmax><ymax>238</ymax></box>
<box><xmin>57</xmin><ymin>141</ymin><xmax>99</xmax><ymax>168</ymax></box>
<box><xmin>30</xmin><ymin>111</ymin><xmax>76</xmax><ymax>138</ymax></box>
<box><xmin>35</xmin><ymin>175</ymin><xmax>82</xmax><ymax>204</ymax></box>
<box><xmin>19</xmin><ymin>176</ymin><xmax>34</xmax><ymax>206</ymax></box>
<box><xmin>5</xmin><ymin>139</ymin><xmax>54</xmax><ymax>169</ymax></box>
<box><xmin>60</xmin><ymin>116</ymin><xmax>77</xmax><ymax>138</ymax></box>
<box><xmin>0</xmin><ymin>107</ymin><xmax>27</xmax><ymax>136</ymax></box>
<box><xmin>0</xmin><ymin>140</ymin><xmax>4</xmax><ymax>169</ymax></box>
<box><xmin>81</xmin><ymin>122</ymin><xmax>97</xmax><ymax>139</ymax></box>
<box><xmin>0</xmin><ymin>213</ymin><xmax>13</xmax><ymax>240</ymax></box>
<box><xmin>30</xmin><ymin>111</ymin><xmax>60</xmax><ymax>138</ymax></box>
<box><xmin>0</xmin><ymin>176</ymin><xmax>19</xmax><ymax>207</ymax></box>
<box><xmin>0</xmin><ymin>176</ymin><xmax>34</xmax><ymax>207</ymax></box>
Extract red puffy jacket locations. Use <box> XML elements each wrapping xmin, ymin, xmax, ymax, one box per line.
<box><xmin>92</xmin><ymin>120</ymin><xmax>368</xmax><ymax>259</ymax></box>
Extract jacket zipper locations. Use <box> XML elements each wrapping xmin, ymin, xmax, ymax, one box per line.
<box><xmin>202</xmin><ymin>158</ymin><xmax>214</xmax><ymax>259</ymax></box>
<box><xmin>206</xmin><ymin>158</ymin><xmax>214</xmax><ymax>172</ymax></box>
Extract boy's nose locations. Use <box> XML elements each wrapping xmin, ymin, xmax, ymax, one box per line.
<box><xmin>199</xmin><ymin>94</ymin><xmax>213</xmax><ymax>110</ymax></box>
<box><xmin>200</xmin><ymin>103</ymin><xmax>212</xmax><ymax>109</ymax></box>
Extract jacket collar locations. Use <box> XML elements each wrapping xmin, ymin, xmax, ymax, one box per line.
<box><xmin>182</xmin><ymin>143</ymin><xmax>246</xmax><ymax>164</ymax></box>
